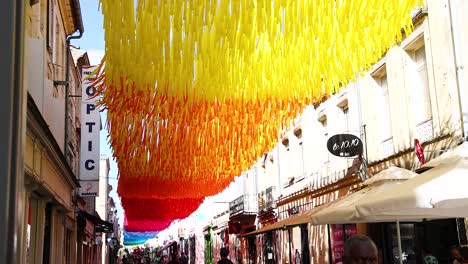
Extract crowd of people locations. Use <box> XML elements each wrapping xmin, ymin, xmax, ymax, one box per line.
<box><xmin>114</xmin><ymin>235</ymin><xmax>468</xmax><ymax>264</ymax></box>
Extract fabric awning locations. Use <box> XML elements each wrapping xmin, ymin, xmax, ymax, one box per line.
<box><xmin>310</xmin><ymin>167</ymin><xmax>420</xmax><ymax>225</ymax></box>
<box><xmin>357</xmin><ymin>154</ymin><xmax>468</xmax><ymax>219</ymax></box>
<box><xmin>157</xmin><ymin>241</ymin><xmax>176</xmax><ymax>254</ymax></box>
<box><xmin>421</xmin><ymin>142</ymin><xmax>467</xmax><ymax>168</ymax></box>
<box><xmin>243</xmin><ymin>207</ymin><xmax>322</xmax><ymax>237</ymax></box>
<box><xmin>78</xmin><ymin>210</ymin><xmax>114</xmax><ymax>232</ymax></box>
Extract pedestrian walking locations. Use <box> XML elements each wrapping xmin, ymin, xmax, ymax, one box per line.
<box><xmin>450</xmin><ymin>246</ymin><xmax>468</xmax><ymax>264</ymax></box>
<box><xmin>295</xmin><ymin>249</ymin><xmax>301</xmax><ymax>264</ymax></box>
<box><xmin>217</xmin><ymin>248</ymin><xmax>234</xmax><ymax>264</ymax></box>
<box><xmin>422</xmin><ymin>247</ymin><xmax>438</xmax><ymax>264</ymax></box>
<box><xmin>179</xmin><ymin>252</ymin><xmax>189</xmax><ymax>264</ymax></box>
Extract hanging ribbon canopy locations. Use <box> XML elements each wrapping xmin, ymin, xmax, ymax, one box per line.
<box><xmin>98</xmin><ymin>0</ymin><xmax>422</xmax><ymax>231</ymax></box>
<box><xmin>122</xmin><ymin>197</ymin><xmax>204</xmax><ymax>222</ymax></box>
<box><xmin>124</xmin><ymin>217</ymin><xmax>173</xmax><ymax>233</ymax></box>
<box><xmin>123</xmin><ymin>230</ymin><xmax>159</xmax><ymax>246</ymax></box>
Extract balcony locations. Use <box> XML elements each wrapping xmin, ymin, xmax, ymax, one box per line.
<box><xmin>229</xmin><ymin>194</ymin><xmax>258</xmax><ymax>217</ymax></box>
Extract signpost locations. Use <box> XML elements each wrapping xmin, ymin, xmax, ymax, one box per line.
<box><xmin>79</xmin><ymin>66</ymin><xmax>100</xmax><ymax>196</ymax></box>
<box><xmin>326</xmin><ymin>134</ymin><xmax>363</xmax><ymax>158</ymax></box>
<box><xmin>327</xmin><ymin>134</ymin><xmax>365</xmax><ymax>181</ymax></box>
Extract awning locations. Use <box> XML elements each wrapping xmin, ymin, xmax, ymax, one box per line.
<box><xmin>78</xmin><ymin>210</ymin><xmax>114</xmax><ymax>232</ymax></box>
<box><xmin>310</xmin><ymin>167</ymin><xmax>420</xmax><ymax>225</ymax></box>
<box><xmin>157</xmin><ymin>241</ymin><xmax>176</xmax><ymax>254</ymax></box>
<box><xmin>243</xmin><ymin>207</ymin><xmax>322</xmax><ymax>237</ymax></box>
<box><xmin>422</xmin><ymin>142</ymin><xmax>468</xmax><ymax>168</ymax></box>
<box><xmin>357</xmin><ymin>151</ymin><xmax>468</xmax><ymax>219</ymax></box>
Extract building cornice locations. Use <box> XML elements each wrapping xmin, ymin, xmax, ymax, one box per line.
<box><xmin>27</xmin><ymin>94</ymin><xmax>80</xmax><ymax>189</ymax></box>
<box><xmin>70</xmin><ymin>0</ymin><xmax>84</xmax><ymax>33</ymax></box>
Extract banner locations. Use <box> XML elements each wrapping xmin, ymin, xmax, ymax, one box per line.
<box><xmin>79</xmin><ymin>66</ymin><xmax>100</xmax><ymax>196</ymax></box>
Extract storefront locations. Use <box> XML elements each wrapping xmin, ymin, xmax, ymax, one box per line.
<box><xmin>256</xmin><ymin>186</ymin><xmax>278</xmax><ymax>264</ymax></box>
<box><xmin>244</xmin><ymin>175</ymin><xmax>362</xmax><ymax>264</ymax></box>
<box><xmin>368</xmin><ymin>218</ymin><xmax>467</xmax><ymax>263</ymax></box>
<box><xmin>24</xmin><ymin>95</ymin><xmax>81</xmax><ymax>264</ymax></box>
<box><xmin>227</xmin><ymin>194</ymin><xmax>258</xmax><ymax>264</ymax></box>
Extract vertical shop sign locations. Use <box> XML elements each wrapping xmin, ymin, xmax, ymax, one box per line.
<box><xmin>332</xmin><ymin>224</ymin><xmax>344</xmax><ymax>264</ymax></box>
<box><xmin>79</xmin><ymin>66</ymin><xmax>100</xmax><ymax>196</ymax></box>
<box><xmin>345</xmin><ymin>225</ymin><xmax>357</xmax><ymax>238</ymax></box>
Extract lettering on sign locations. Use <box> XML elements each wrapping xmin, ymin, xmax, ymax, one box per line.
<box><xmin>79</xmin><ymin>66</ymin><xmax>100</xmax><ymax>197</ymax></box>
<box><xmin>326</xmin><ymin>134</ymin><xmax>363</xmax><ymax>157</ymax></box>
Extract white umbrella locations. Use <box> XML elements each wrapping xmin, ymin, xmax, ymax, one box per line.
<box><xmin>422</xmin><ymin>142</ymin><xmax>468</xmax><ymax>168</ymax></box>
<box><xmin>363</xmin><ymin>166</ymin><xmax>418</xmax><ymax>185</ymax></box>
<box><xmin>310</xmin><ymin>167</ymin><xmax>418</xmax><ymax>225</ymax></box>
<box><xmin>309</xmin><ymin>167</ymin><xmax>418</xmax><ymax>264</ymax></box>
<box><xmin>356</xmin><ymin>156</ymin><xmax>468</xmax><ymax>219</ymax></box>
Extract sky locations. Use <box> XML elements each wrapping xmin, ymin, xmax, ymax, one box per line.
<box><xmin>73</xmin><ymin>0</ymin><xmax>124</xmax><ymax>227</ymax></box>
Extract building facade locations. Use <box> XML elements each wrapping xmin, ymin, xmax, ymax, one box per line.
<box><xmin>22</xmin><ymin>0</ymin><xmax>111</xmax><ymax>263</ymax></box>
<box><xmin>97</xmin><ymin>156</ymin><xmax>111</xmax><ymax>264</ymax></box>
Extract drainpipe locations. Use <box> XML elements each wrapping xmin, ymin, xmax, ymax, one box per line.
<box><xmin>355</xmin><ymin>78</ymin><xmax>367</xmax><ymax>181</ymax></box>
<box><xmin>448</xmin><ymin>0</ymin><xmax>467</xmax><ymax>141</ymax></box>
<box><xmin>62</xmin><ymin>30</ymin><xmax>83</xmax><ymax>160</ymax></box>
<box><xmin>276</xmin><ymin>145</ymin><xmax>282</xmax><ymax>197</ymax></box>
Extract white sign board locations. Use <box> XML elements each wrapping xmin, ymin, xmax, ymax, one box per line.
<box><xmin>79</xmin><ymin>66</ymin><xmax>100</xmax><ymax>196</ymax></box>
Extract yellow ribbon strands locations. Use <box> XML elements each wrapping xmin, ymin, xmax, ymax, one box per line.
<box><xmin>99</xmin><ymin>0</ymin><xmax>421</xmax><ymax>200</ymax></box>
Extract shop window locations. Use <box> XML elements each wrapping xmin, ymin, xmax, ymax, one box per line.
<box><xmin>65</xmin><ymin>229</ymin><xmax>72</xmax><ymax>263</ymax></box>
<box><xmin>42</xmin><ymin>203</ymin><xmax>53</xmax><ymax>264</ymax></box>
<box><xmin>331</xmin><ymin>224</ymin><xmax>357</xmax><ymax>263</ymax></box>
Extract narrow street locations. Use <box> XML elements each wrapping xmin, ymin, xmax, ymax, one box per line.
<box><xmin>1</xmin><ymin>0</ymin><xmax>468</xmax><ymax>264</ymax></box>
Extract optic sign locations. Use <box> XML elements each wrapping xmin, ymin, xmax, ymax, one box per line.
<box><xmin>326</xmin><ymin>134</ymin><xmax>363</xmax><ymax>157</ymax></box>
<box><xmin>79</xmin><ymin>66</ymin><xmax>100</xmax><ymax>196</ymax></box>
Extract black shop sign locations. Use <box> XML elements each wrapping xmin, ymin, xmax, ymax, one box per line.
<box><xmin>326</xmin><ymin>134</ymin><xmax>363</xmax><ymax>158</ymax></box>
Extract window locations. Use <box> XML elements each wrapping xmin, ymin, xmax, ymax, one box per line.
<box><xmin>294</xmin><ymin>128</ymin><xmax>304</xmax><ymax>177</ymax></box>
<box><xmin>47</xmin><ymin>0</ymin><xmax>55</xmax><ymax>50</ymax></box>
<box><xmin>408</xmin><ymin>45</ymin><xmax>432</xmax><ymax>125</ymax></box>
<box><xmin>338</xmin><ymin>99</ymin><xmax>349</xmax><ymax>132</ymax></box>
<box><xmin>281</xmin><ymin>137</ymin><xmax>290</xmax><ymax>151</ymax></box>
<box><xmin>318</xmin><ymin>115</ymin><xmax>329</xmax><ymax>164</ymax></box>
<box><xmin>376</xmin><ymin>74</ymin><xmax>392</xmax><ymax>142</ymax></box>
<box><xmin>372</xmin><ymin>66</ymin><xmax>394</xmax><ymax>158</ymax></box>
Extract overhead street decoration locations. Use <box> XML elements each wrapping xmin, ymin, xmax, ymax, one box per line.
<box><xmin>96</xmin><ymin>0</ymin><xmax>422</xmax><ymax>233</ymax></box>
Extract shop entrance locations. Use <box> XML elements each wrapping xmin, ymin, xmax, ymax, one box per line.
<box><xmin>369</xmin><ymin>219</ymin><xmax>464</xmax><ymax>264</ymax></box>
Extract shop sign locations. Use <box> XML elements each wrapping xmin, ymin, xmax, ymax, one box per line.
<box><xmin>79</xmin><ymin>66</ymin><xmax>100</xmax><ymax>196</ymax></box>
<box><xmin>332</xmin><ymin>224</ymin><xmax>344</xmax><ymax>264</ymax></box>
<box><xmin>327</xmin><ymin>134</ymin><xmax>363</xmax><ymax>158</ymax></box>
<box><xmin>259</xmin><ymin>186</ymin><xmax>277</xmax><ymax>212</ymax></box>
<box><xmin>258</xmin><ymin>191</ymin><xmax>265</xmax><ymax>212</ymax></box>
<box><xmin>264</xmin><ymin>186</ymin><xmax>276</xmax><ymax>210</ymax></box>
<box><xmin>332</xmin><ymin>224</ymin><xmax>357</xmax><ymax>264</ymax></box>
<box><xmin>229</xmin><ymin>195</ymin><xmax>245</xmax><ymax>215</ymax></box>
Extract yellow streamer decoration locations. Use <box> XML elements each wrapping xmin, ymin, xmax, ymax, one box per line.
<box><xmin>98</xmin><ymin>0</ymin><xmax>422</xmax><ymax>200</ymax></box>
